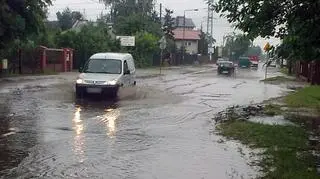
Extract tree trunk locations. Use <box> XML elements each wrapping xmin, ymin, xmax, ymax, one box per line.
<box><xmin>18</xmin><ymin>49</ymin><xmax>22</xmax><ymax>74</ymax></box>
<box><xmin>288</xmin><ymin>60</ymin><xmax>293</xmax><ymax>75</ymax></box>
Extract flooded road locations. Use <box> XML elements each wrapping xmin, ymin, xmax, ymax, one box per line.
<box><xmin>0</xmin><ymin>65</ymin><xmax>287</xmax><ymax>179</ymax></box>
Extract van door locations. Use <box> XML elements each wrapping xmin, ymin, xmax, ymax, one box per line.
<box><xmin>128</xmin><ymin>57</ymin><xmax>136</xmax><ymax>85</ymax></box>
<box><xmin>123</xmin><ymin>60</ymin><xmax>130</xmax><ymax>87</ymax></box>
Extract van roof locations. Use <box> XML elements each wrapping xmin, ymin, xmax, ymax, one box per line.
<box><xmin>90</xmin><ymin>53</ymin><xmax>132</xmax><ymax>60</ymax></box>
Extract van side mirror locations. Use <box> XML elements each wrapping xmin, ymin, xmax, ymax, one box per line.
<box><xmin>124</xmin><ymin>70</ymin><xmax>130</xmax><ymax>75</ymax></box>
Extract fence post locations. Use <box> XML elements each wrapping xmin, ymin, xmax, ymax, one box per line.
<box><xmin>18</xmin><ymin>49</ymin><xmax>22</xmax><ymax>74</ymax></box>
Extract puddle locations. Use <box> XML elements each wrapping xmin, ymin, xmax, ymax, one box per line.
<box><xmin>248</xmin><ymin>115</ymin><xmax>295</xmax><ymax>126</ymax></box>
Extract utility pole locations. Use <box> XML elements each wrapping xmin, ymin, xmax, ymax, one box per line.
<box><xmin>207</xmin><ymin>0</ymin><xmax>214</xmax><ymax>61</ymax></box>
<box><xmin>160</xmin><ymin>3</ymin><xmax>162</xmax><ymax>25</ymax></box>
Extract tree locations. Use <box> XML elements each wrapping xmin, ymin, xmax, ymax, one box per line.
<box><xmin>114</xmin><ymin>13</ymin><xmax>161</xmax><ymax>37</ymax></box>
<box><xmin>213</xmin><ymin>0</ymin><xmax>320</xmax><ymax>61</ymax></box>
<box><xmin>55</xmin><ymin>23</ymin><xmax>120</xmax><ymax>68</ymax></box>
<box><xmin>246</xmin><ymin>46</ymin><xmax>262</xmax><ymax>57</ymax></box>
<box><xmin>129</xmin><ymin>32</ymin><xmax>159</xmax><ymax>67</ymax></box>
<box><xmin>198</xmin><ymin>31</ymin><xmax>211</xmax><ymax>55</ymax></box>
<box><xmin>223</xmin><ymin>34</ymin><xmax>251</xmax><ymax>60</ymax></box>
<box><xmin>100</xmin><ymin>0</ymin><xmax>155</xmax><ymax>21</ymax></box>
<box><xmin>0</xmin><ymin>0</ymin><xmax>52</xmax><ymax>57</ymax></box>
<box><xmin>163</xmin><ymin>8</ymin><xmax>174</xmax><ymax>39</ymax></box>
<box><xmin>56</xmin><ymin>8</ymin><xmax>84</xmax><ymax>31</ymax></box>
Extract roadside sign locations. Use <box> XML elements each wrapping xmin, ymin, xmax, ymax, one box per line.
<box><xmin>116</xmin><ymin>36</ymin><xmax>135</xmax><ymax>46</ymax></box>
<box><xmin>208</xmin><ymin>47</ymin><xmax>214</xmax><ymax>53</ymax></box>
<box><xmin>159</xmin><ymin>36</ymin><xmax>167</xmax><ymax>50</ymax></box>
<box><xmin>218</xmin><ymin>47</ymin><xmax>222</xmax><ymax>57</ymax></box>
<box><xmin>264</xmin><ymin>42</ymin><xmax>271</xmax><ymax>52</ymax></box>
<box><xmin>2</xmin><ymin>59</ymin><xmax>7</xmax><ymax>70</ymax></box>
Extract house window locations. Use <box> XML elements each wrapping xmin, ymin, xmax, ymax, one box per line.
<box><xmin>184</xmin><ymin>41</ymin><xmax>192</xmax><ymax>46</ymax></box>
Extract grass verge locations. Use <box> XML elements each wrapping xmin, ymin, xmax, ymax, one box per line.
<box><xmin>263</xmin><ymin>104</ymin><xmax>283</xmax><ymax>116</ymax></box>
<box><xmin>280</xmin><ymin>67</ymin><xmax>288</xmax><ymax>75</ymax></box>
<box><xmin>285</xmin><ymin>86</ymin><xmax>320</xmax><ymax>109</ymax></box>
<box><xmin>261</xmin><ymin>76</ymin><xmax>295</xmax><ymax>82</ymax></box>
<box><xmin>218</xmin><ymin>120</ymin><xmax>318</xmax><ymax>179</ymax></box>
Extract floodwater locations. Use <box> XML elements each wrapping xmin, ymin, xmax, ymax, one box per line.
<box><xmin>0</xmin><ymin>65</ymin><xmax>287</xmax><ymax>179</ymax></box>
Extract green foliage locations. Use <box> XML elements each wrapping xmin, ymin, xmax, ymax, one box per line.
<box><xmin>285</xmin><ymin>86</ymin><xmax>320</xmax><ymax>108</ymax></box>
<box><xmin>218</xmin><ymin>120</ymin><xmax>318</xmax><ymax>179</ymax></box>
<box><xmin>163</xmin><ymin>8</ymin><xmax>174</xmax><ymax>39</ymax></box>
<box><xmin>223</xmin><ymin>34</ymin><xmax>251</xmax><ymax>60</ymax></box>
<box><xmin>198</xmin><ymin>31</ymin><xmax>209</xmax><ymax>55</ymax></box>
<box><xmin>261</xmin><ymin>76</ymin><xmax>295</xmax><ymax>83</ymax></box>
<box><xmin>214</xmin><ymin>0</ymin><xmax>320</xmax><ymax>61</ymax></box>
<box><xmin>246</xmin><ymin>46</ymin><xmax>262</xmax><ymax>56</ymax></box>
<box><xmin>128</xmin><ymin>32</ymin><xmax>158</xmax><ymax>68</ymax></box>
<box><xmin>101</xmin><ymin>0</ymin><xmax>154</xmax><ymax>18</ymax></box>
<box><xmin>56</xmin><ymin>8</ymin><xmax>84</xmax><ymax>31</ymax></box>
<box><xmin>263</xmin><ymin>104</ymin><xmax>283</xmax><ymax>116</ymax></box>
<box><xmin>55</xmin><ymin>23</ymin><xmax>121</xmax><ymax>68</ymax></box>
<box><xmin>114</xmin><ymin>13</ymin><xmax>161</xmax><ymax>37</ymax></box>
<box><xmin>0</xmin><ymin>0</ymin><xmax>52</xmax><ymax>56</ymax></box>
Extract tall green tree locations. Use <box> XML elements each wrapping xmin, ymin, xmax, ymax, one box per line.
<box><xmin>100</xmin><ymin>0</ymin><xmax>155</xmax><ymax>21</ymax></box>
<box><xmin>213</xmin><ymin>0</ymin><xmax>320</xmax><ymax>61</ymax></box>
<box><xmin>163</xmin><ymin>8</ymin><xmax>174</xmax><ymax>39</ymax></box>
<box><xmin>223</xmin><ymin>34</ymin><xmax>251</xmax><ymax>60</ymax></box>
<box><xmin>0</xmin><ymin>0</ymin><xmax>52</xmax><ymax>57</ymax></box>
<box><xmin>114</xmin><ymin>13</ymin><xmax>161</xmax><ymax>36</ymax></box>
<box><xmin>56</xmin><ymin>8</ymin><xmax>84</xmax><ymax>31</ymax></box>
<box><xmin>246</xmin><ymin>46</ymin><xmax>262</xmax><ymax>57</ymax></box>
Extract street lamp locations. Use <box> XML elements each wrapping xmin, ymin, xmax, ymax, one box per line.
<box><xmin>182</xmin><ymin>9</ymin><xmax>199</xmax><ymax>62</ymax></box>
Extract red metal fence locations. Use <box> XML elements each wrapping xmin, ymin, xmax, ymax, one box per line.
<box><xmin>1</xmin><ymin>46</ymin><xmax>73</xmax><ymax>74</ymax></box>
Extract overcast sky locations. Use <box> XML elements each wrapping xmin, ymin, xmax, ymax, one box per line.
<box><xmin>48</xmin><ymin>0</ymin><xmax>280</xmax><ymax>47</ymax></box>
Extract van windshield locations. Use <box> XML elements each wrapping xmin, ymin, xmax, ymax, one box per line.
<box><xmin>221</xmin><ymin>62</ymin><xmax>233</xmax><ymax>67</ymax></box>
<box><xmin>83</xmin><ymin>59</ymin><xmax>122</xmax><ymax>74</ymax></box>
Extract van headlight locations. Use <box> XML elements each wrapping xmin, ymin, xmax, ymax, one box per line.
<box><xmin>76</xmin><ymin>78</ymin><xmax>84</xmax><ymax>84</ymax></box>
<box><xmin>105</xmin><ymin>80</ymin><xmax>117</xmax><ymax>85</ymax></box>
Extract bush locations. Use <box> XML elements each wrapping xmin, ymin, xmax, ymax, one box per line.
<box><xmin>128</xmin><ymin>32</ymin><xmax>159</xmax><ymax>68</ymax></box>
<box><xmin>55</xmin><ymin>23</ymin><xmax>121</xmax><ymax>69</ymax></box>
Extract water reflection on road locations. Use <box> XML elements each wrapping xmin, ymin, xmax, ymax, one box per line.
<box><xmin>72</xmin><ymin>107</ymin><xmax>85</xmax><ymax>163</ymax></box>
<box><xmin>0</xmin><ymin>66</ymin><xmax>288</xmax><ymax>179</ymax></box>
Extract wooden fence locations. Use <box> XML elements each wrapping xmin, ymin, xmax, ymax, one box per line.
<box><xmin>296</xmin><ymin>60</ymin><xmax>320</xmax><ymax>85</ymax></box>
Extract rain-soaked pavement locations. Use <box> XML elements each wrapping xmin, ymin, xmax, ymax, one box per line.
<box><xmin>0</xmin><ymin>65</ymin><xmax>288</xmax><ymax>179</ymax></box>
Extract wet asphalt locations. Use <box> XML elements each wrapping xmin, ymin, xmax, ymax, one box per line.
<box><xmin>0</xmin><ymin>65</ymin><xmax>287</xmax><ymax>179</ymax></box>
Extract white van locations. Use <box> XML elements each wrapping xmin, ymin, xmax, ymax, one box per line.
<box><xmin>75</xmin><ymin>53</ymin><xmax>136</xmax><ymax>97</ymax></box>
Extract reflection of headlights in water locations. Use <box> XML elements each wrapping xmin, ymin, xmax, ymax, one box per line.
<box><xmin>102</xmin><ymin>108</ymin><xmax>120</xmax><ymax>137</ymax></box>
<box><xmin>73</xmin><ymin>107</ymin><xmax>83</xmax><ymax>135</ymax></box>
<box><xmin>72</xmin><ymin>107</ymin><xmax>85</xmax><ymax>162</ymax></box>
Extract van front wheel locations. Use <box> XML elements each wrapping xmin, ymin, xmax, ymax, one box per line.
<box><xmin>109</xmin><ymin>88</ymin><xmax>119</xmax><ymax>98</ymax></box>
<box><xmin>75</xmin><ymin>87</ymin><xmax>83</xmax><ymax>98</ymax></box>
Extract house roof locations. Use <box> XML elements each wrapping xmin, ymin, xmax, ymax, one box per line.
<box><xmin>174</xmin><ymin>16</ymin><xmax>195</xmax><ymax>28</ymax></box>
<box><xmin>72</xmin><ymin>19</ymin><xmax>89</xmax><ymax>29</ymax></box>
<box><xmin>173</xmin><ymin>29</ymin><xmax>201</xmax><ymax>40</ymax></box>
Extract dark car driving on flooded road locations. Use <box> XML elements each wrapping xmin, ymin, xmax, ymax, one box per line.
<box><xmin>217</xmin><ymin>61</ymin><xmax>235</xmax><ymax>75</ymax></box>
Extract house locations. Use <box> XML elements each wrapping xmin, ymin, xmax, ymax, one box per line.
<box><xmin>172</xmin><ymin>16</ymin><xmax>200</xmax><ymax>54</ymax></box>
<box><xmin>71</xmin><ymin>20</ymin><xmax>116</xmax><ymax>39</ymax></box>
<box><xmin>173</xmin><ymin>16</ymin><xmax>196</xmax><ymax>29</ymax></box>
<box><xmin>71</xmin><ymin>19</ymin><xmax>92</xmax><ymax>32</ymax></box>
